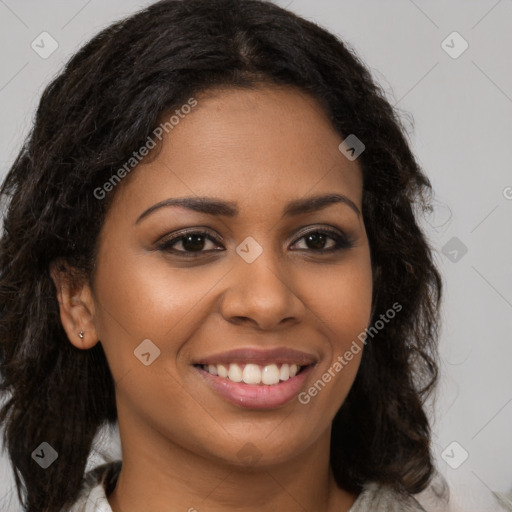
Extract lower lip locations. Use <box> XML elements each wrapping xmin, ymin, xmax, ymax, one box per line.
<box><xmin>194</xmin><ymin>365</ymin><xmax>314</xmax><ymax>409</ymax></box>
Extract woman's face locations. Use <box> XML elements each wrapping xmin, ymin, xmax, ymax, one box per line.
<box><xmin>84</xmin><ymin>85</ymin><xmax>373</xmax><ymax>466</ymax></box>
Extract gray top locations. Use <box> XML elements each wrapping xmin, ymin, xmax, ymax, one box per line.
<box><xmin>68</xmin><ymin>460</ymin><xmax>427</xmax><ymax>511</ymax></box>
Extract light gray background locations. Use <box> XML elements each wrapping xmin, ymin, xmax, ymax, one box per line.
<box><xmin>0</xmin><ymin>1</ymin><xmax>511</xmax><ymax>511</ymax></box>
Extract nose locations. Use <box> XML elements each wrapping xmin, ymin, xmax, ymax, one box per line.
<box><xmin>219</xmin><ymin>245</ymin><xmax>306</xmax><ymax>331</ymax></box>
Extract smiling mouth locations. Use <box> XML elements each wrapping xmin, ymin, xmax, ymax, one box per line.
<box><xmin>194</xmin><ymin>362</ymin><xmax>309</xmax><ymax>386</ymax></box>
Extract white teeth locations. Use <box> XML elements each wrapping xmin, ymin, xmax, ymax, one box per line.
<box><xmin>262</xmin><ymin>364</ymin><xmax>280</xmax><ymax>385</ymax></box>
<box><xmin>202</xmin><ymin>362</ymin><xmax>304</xmax><ymax>385</ymax></box>
<box><xmin>242</xmin><ymin>364</ymin><xmax>261</xmax><ymax>384</ymax></box>
<box><xmin>217</xmin><ymin>364</ymin><xmax>228</xmax><ymax>378</ymax></box>
<box><xmin>228</xmin><ymin>364</ymin><xmax>243</xmax><ymax>382</ymax></box>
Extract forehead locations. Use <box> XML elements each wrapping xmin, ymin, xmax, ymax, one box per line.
<box><xmin>111</xmin><ymin>85</ymin><xmax>363</xmax><ymax>220</ymax></box>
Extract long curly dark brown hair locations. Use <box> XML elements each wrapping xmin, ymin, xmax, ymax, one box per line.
<box><xmin>0</xmin><ymin>0</ymin><xmax>443</xmax><ymax>510</ymax></box>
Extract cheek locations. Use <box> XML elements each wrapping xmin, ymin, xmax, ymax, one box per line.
<box><xmin>92</xmin><ymin>245</ymin><xmax>231</xmax><ymax>378</ymax></box>
<box><xmin>305</xmin><ymin>249</ymin><xmax>373</xmax><ymax>342</ymax></box>
<box><xmin>298</xmin><ymin>250</ymin><xmax>372</xmax><ymax>410</ymax></box>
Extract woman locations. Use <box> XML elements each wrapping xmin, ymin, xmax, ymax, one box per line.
<box><xmin>0</xmin><ymin>0</ymin><xmax>449</xmax><ymax>510</ymax></box>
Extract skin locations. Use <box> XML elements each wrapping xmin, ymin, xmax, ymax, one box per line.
<box><xmin>51</xmin><ymin>85</ymin><xmax>374</xmax><ymax>512</ymax></box>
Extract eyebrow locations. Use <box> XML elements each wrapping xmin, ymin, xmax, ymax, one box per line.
<box><xmin>135</xmin><ymin>193</ymin><xmax>361</xmax><ymax>224</ymax></box>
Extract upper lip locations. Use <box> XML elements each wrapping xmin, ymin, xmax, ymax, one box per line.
<box><xmin>192</xmin><ymin>347</ymin><xmax>318</xmax><ymax>367</ymax></box>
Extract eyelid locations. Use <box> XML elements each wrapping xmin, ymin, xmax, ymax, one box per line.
<box><xmin>154</xmin><ymin>226</ymin><xmax>222</xmax><ymax>245</ymax></box>
<box><xmin>290</xmin><ymin>226</ymin><xmax>354</xmax><ymax>251</ymax></box>
<box><xmin>155</xmin><ymin>224</ymin><xmax>353</xmax><ymax>255</ymax></box>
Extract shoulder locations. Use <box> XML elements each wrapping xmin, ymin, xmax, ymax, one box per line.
<box><xmin>348</xmin><ymin>481</ymin><xmax>427</xmax><ymax>512</ymax></box>
<box><xmin>68</xmin><ymin>460</ymin><xmax>122</xmax><ymax>512</ymax></box>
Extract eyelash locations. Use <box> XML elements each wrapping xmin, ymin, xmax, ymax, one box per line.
<box><xmin>156</xmin><ymin>227</ymin><xmax>354</xmax><ymax>257</ymax></box>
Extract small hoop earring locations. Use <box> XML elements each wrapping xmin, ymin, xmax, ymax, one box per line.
<box><xmin>78</xmin><ymin>330</ymin><xmax>85</xmax><ymax>339</ymax></box>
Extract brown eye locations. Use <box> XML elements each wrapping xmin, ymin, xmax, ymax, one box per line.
<box><xmin>299</xmin><ymin>232</ymin><xmax>335</xmax><ymax>251</ymax></box>
<box><xmin>291</xmin><ymin>228</ymin><xmax>354</xmax><ymax>254</ymax></box>
<box><xmin>157</xmin><ymin>227</ymin><xmax>354</xmax><ymax>258</ymax></box>
<box><xmin>175</xmin><ymin>233</ymin><xmax>211</xmax><ymax>252</ymax></box>
<box><xmin>157</xmin><ymin>230</ymin><xmax>222</xmax><ymax>256</ymax></box>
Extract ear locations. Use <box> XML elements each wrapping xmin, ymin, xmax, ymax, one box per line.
<box><xmin>49</xmin><ymin>259</ymin><xmax>99</xmax><ymax>349</ymax></box>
